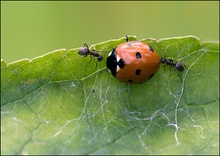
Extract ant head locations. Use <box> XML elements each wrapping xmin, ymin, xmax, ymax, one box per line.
<box><xmin>97</xmin><ymin>55</ymin><xmax>103</xmax><ymax>61</ymax></box>
<box><xmin>160</xmin><ymin>57</ymin><xmax>166</xmax><ymax>64</ymax></box>
<box><xmin>175</xmin><ymin>63</ymin><xmax>185</xmax><ymax>72</ymax></box>
<box><xmin>78</xmin><ymin>44</ymin><xmax>90</xmax><ymax>56</ymax></box>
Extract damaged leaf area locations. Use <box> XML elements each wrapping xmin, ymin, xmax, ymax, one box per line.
<box><xmin>1</xmin><ymin>36</ymin><xmax>219</xmax><ymax>155</ymax></box>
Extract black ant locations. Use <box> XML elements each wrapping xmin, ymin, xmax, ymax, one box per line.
<box><xmin>160</xmin><ymin>57</ymin><xmax>186</xmax><ymax>72</ymax></box>
<box><xmin>78</xmin><ymin>44</ymin><xmax>103</xmax><ymax>62</ymax></box>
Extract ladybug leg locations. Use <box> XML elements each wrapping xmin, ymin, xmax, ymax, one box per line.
<box><xmin>125</xmin><ymin>36</ymin><xmax>129</xmax><ymax>42</ymax></box>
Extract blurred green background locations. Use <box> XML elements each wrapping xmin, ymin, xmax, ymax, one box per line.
<box><xmin>1</xmin><ymin>1</ymin><xmax>219</xmax><ymax>63</ymax></box>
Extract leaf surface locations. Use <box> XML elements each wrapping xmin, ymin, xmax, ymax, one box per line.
<box><xmin>1</xmin><ymin>36</ymin><xmax>219</xmax><ymax>155</ymax></box>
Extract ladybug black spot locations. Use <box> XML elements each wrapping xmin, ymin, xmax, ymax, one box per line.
<box><xmin>135</xmin><ymin>69</ymin><xmax>141</xmax><ymax>75</ymax></box>
<box><xmin>118</xmin><ymin>59</ymin><xmax>125</xmax><ymax>68</ymax></box>
<box><xmin>128</xmin><ymin>80</ymin><xmax>133</xmax><ymax>82</ymax></box>
<box><xmin>149</xmin><ymin>46</ymin><xmax>154</xmax><ymax>52</ymax></box>
<box><xmin>136</xmin><ymin>52</ymin><xmax>142</xmax><ymax>59</ymax></box>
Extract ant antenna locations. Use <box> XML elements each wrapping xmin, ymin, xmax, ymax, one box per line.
<box><xmin>160</xmin><ymin>49</ymin><xmax>167</xmax><ymax>70</ymax></box>
<box><xmin>161</xmin><ymin>49</ymin><xmax>166</xmax><ymax>57</ymax></box>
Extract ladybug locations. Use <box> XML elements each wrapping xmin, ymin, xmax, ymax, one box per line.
<box><xmin>78</xmin><ymin>44</ymin><xmax>103</xmax><ymax>62</ymax></box>
<box><xmin>160</xmin><ymin>57</ymin><xmax>186</xmax><ymax>72</ymax></box>
<box><xmin>107</xmin><ymin>38</ymin><xmax>161</xmax><ymax>84</ymax></box>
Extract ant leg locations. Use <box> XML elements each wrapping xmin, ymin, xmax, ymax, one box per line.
<box><xmin>163</xmin><ymin>64</ymin><xmax>166</xmax><ymax>71</ymax></box>
<box><xmin>93</xmin><ymin>58</ymin><xmax>99</xmax><ymax>68</ymax></box>
<box><xmin>169</xmin><ymin>66</ymin><xmax>173</xmax><ymax>73</ymax></box>
<box><xmin>84</xmin><ymin>43</ymin><xmax>89</xmax><ymax>49</ymax></box>
<box><xmin>89</xmin><ymin>55</ymin><xmax>93</xmax><ymax>62</ymax></box>
<box><xmin>177</xmin><ymin>73</ymin><xmax>183</xmax><ymax>79</ymax></box>
<box><xmin>91</xmin><ymin>44</ymin><xmax>96</xmax><ymax>52</ymax></box>
<box><xmin>95</xmin><ymin>61</ymin><xmax>98</xmax><ymax>68</ymax></box>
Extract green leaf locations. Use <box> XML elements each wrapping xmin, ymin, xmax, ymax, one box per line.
<box><xmin>1</xmin><ymin>35</ymin><xmax>219</xmax><ymax>155</ymax></box>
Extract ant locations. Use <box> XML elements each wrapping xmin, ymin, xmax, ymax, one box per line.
<box><xmin>160</xmin><ymin>49</ymin><xmax>186</xmax><ymax>73</ymax></box>
<box><xmin>160</xmin><ymin>57</ymin><xmax>186</xmax><ymax>72</ymax></box>
<box><xmin>78</xmin><ymin>43</ymin><xmax>103</xmax><ymax>62</ymax></box>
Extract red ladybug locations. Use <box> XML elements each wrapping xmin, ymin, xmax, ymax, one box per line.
<box><xmin>107</xmin><ymin>38</ymin><xmax>161</xmax><ymax>84</ymax></box>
